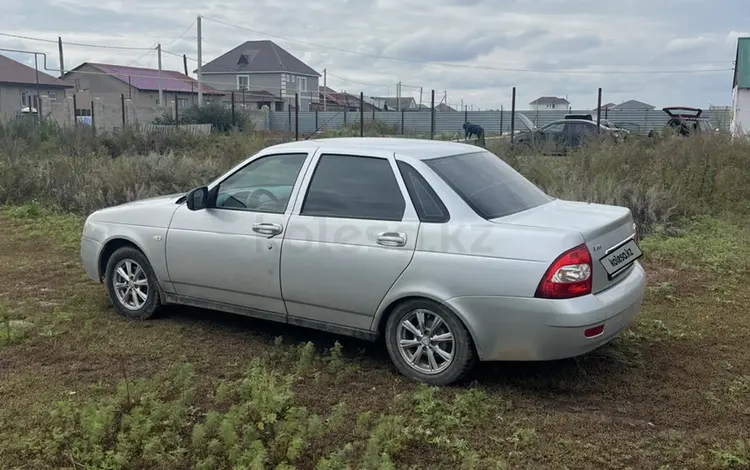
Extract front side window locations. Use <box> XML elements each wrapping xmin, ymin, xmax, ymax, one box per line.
<box><xmin>301</xmin><ymin>154</ymin><xmax>405</xmax><ymax>221</ymax></box>
<box><xmin>215</xmin><ymin>153</ymin><xmax>307</xmax><ymax>213</ymax></box>
<box><xmin>425</xmin><ymin>151</ymin><xmax>551</xmax><ymax>220</ymax></box>
<box><xmin>540</xmin><ymin>122</ymin><xmax>565</xmax><ymax>134</ymax></box>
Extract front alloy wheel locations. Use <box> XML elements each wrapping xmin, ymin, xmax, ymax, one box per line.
<box><xmin>385</xmin><ymin>299</ymin><xmax>476</xmax><ymax>385</ymax></box>
<box><xmin>113</xmin><ymin>259</ymin><xmax>149</xmax><ymax>310</ymax></box>
<box><xmin>105</xmin><ymin>246</ymin><xmax>161</xmax><ymax>320</ymax></box>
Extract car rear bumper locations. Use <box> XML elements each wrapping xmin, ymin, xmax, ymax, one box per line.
<box><xmin>445</xmin><ymin>261</ymin><xmax>646</xmax><ymax>361</ymax></box>
<box><xmin>80</xmin><ymin>236</ymin><xmax>102</xmax><ymax>282</ymax></box>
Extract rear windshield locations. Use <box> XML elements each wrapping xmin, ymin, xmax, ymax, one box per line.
<box><xmin>425</xmin><ymin>151</ymin><xmax>552</xmax><ymax>219</ymax></box>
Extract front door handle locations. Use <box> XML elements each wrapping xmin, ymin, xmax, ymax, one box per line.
<box><xmin>252</xmin><ymin>222</ymin><xmax>283</xmax><ymax>237</ymax></box>
<box><xmin>376</xmin><ymin>232</ymin><xmax>407</xmax><ymax>247</ymax></box>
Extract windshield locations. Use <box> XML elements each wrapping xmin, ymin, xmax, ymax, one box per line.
<box><xmin>425</xmin><ymin>151</ymin><xmax>552</xmax><ymax>219</ymax></box>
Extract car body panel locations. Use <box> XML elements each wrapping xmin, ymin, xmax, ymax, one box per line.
<box><xmin>164</xmin><ymin>149</ymin><xmax>317</xmax><ymax>315</ymax></box>
<box><xmin>446</xmin><ymin>262</ymin><xmax>645</xmax><ymax>360</ymax></box>
<box><xmin>280</xmin><ymin>147</ymin><xmax>420</xmax><ymax>331</ymax></box>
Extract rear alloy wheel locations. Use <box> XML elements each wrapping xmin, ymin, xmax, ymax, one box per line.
<box><xmin>104</xmin><ymin>246</ymin><xmax>161</xmax><ymax>320</ymax></box>
<box><xmin>385</xmin><ymin>299</ymin><xmax>476</xmax><ymax>385</ymax></box>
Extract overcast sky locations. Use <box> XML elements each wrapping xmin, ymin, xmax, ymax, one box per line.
<box><xmin>1</xmin><ymin>0</ymin><xmax>748</xmax><ymax>110</ymax></box>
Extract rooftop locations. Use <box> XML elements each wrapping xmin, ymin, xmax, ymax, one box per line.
<box><xmin>529</xmin><ymin>96</ymin><xmax>570</xmax><ymax>105</ymax></box>
<box><xmin>67</xmin><ymin>63</ymin><xmax>223</xmax><ymax>95</ymax></box>
<box><xmin>263</xmin><ymin>137</ymin><xmax>481</xmax><ymax>160</ymax></box>
<box><xmin>0</xmin><ymin>54</ymin><xmax>72</xmax><ymax>88</ymax></box>
<box><xmin>199</xmin><ymin>40</ymin><xmax>320</xmax><ymax>77</ymax></box>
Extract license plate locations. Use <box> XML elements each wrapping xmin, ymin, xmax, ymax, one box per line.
<box><xmin>600</xmin><ymin>238</ymin><xmax>643</xmax><ymax>278</ymax></box>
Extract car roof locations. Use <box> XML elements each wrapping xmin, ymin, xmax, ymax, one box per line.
<box><xmin>263</xmin><ymin>137</ymin><xmax>482</xmax><ymax>160</ymax></box>
<box><xmin>545</xmin><ymin>119</ymin><xmax>610</xmax><ymax>126</ymax></box>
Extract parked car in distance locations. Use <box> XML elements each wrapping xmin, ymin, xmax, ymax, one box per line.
<box><xmin>564</xmin><ymin>114</ymin><xmax>630</xmax><ymax>134</ymax></box>
<box><xmin>80</xmin><ymin>138</ymin><xmax>646</xmax><ymax>385</ymax></box>
<box><xmin>649</xmin><ymin>107</ymin><xmax>717</xmax><ymax>138</ymax></box>
<box><xmin>514</xmin><ymin>114</ymin><xmax>626</xmax><ymax>154</ymax></box>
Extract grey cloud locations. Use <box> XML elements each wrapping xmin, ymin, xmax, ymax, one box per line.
<box><xmin>1</xmin><ymin>0</ymin><xmax>741</xmax><ymax>110</ymax></box>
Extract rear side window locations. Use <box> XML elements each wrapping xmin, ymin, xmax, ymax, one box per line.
<box><xmin>425</xmin><ymin>151</ymin><xmax>551</xmax><ymax>219</ymax></box>
<box><xmin>301</xmin><ymin>154</ymin><xmax>405</xmax><ymax>221</ymax></box>
<box><xmin>397</xmin><ymin>161</ymin><xmax>449</xmax><ymax>223</ymax></box>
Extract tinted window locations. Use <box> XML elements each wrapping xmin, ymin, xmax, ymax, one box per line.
<box><xmin>302</xmin><ymin>154</ymin><xmax>405</xmax><ymax>221</ymax></box>
<box><xmin>425</xmin><ymin>151</ymin><xmax>551</xmax><ymax>219</ymax></box>
<box><xmin>215</xmin><ymin>153</ymin><xmax>307</xmax><ymax>213</ymax></box>
<box><xmin>541</xmin><ymin>122</ymin><xmax>565</xmax><ymax>134</ymax></box>
<box><xmin>397</xmin><ymin>161</ymin><xmax>449</xmax><ymax>223</ymax></box>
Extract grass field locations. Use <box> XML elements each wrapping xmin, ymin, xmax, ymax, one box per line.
<box><xmin>1</xmin><ymin>122</ymin><xmax>749</xmax><ymax>469</ymax></box>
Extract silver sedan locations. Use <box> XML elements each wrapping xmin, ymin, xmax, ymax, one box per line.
<box><xmin>80</xmin><ymin>137</ymin><xmax>646</xmax><ymax>385</ymax></box>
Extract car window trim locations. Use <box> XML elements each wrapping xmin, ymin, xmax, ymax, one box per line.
<box><xmin>396</xmin><ymin>160</ymin><xmax>450</xmax><ymax>223</ymax></box>
<box><xmin>213</xmin><ymin>152</ymin><xmax>310</xmax><ymax>215</ymax></box>
<box><xmin>299</xmin><ymin>153</ymin><xmax>407</xmax><ymax>222</ymax></box>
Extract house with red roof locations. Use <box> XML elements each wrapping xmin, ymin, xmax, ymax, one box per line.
<box><xmin>63</xmin><ymin>62</ymin><xmax>224</xmax><ymax>109</ymax></box>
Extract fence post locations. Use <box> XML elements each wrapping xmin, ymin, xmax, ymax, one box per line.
<box><xmin>372</xmin><ymin>105</ymin><xmax>375</xmax><ymax>122</ymax></box>
<box><xmin>231</xmin><ymin>92</ymin><xmax>236</xmax><ymax>128</ymax></box>
<box><xmin>510</xmin><ymin>87</ymin><xmax>516</xmax><ymax>142</ymax></box>
<box><xmin>499</xmin><ymin>105</ymin><xmax>504</xmax><ymax>136</ymax></box>
<box><xmin>344</xmin><ymin>108</ymin><xmax>347</xmax><ymax>125</ymax></box>
<box><xmin>288</xmin><ymin>102</ymin><xmax>292</xmax><ymax>132</ymax></box>
<box><xmin>464</xmin><ymin>107</ymin><xmax>468</xmax><ymax>125</ymax></box>
<box><xmin>121</xmin><ymin>93</ymin><xmax>126</xmax><ymax>128</ymax></box>
<box><xmin>175</xmin><ymin>94</ymin><xmax>179</xmax><ymax>125</ymax></box>
<box><xmin>73</xmin><ymin>94</ymin><xmax>78</xmax><ymax>127</ymax></box>
<box><xmin>90</xmin><ymin>100</ymin><xmax>96</xmax><ymax>136</ymax></box>
<box><xmin>430</xmin><ymin>89</ymin><xmax>435</xmax><ymax>139</ymax></box>
<box><xmin>401</xmin><ymin>109</ymin><xmax>405</xmax><ymax>135</ymax></box>
<box><xmin>295</xmin><ymin>92</ymin><xmax>299</xmax><ymax>141</ymax></box>
<box><xmin>596</xmin><ymin>88</ymin><xmax>602</xmax><ymax>134</ymax></box>
<box><xmin>358</xmin><ymin>92</ymin><xmax>364</xmax><ymax>137</ymax></box>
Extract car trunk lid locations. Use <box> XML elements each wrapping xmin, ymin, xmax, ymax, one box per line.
<box><xmin>492</xmin><ymin>199</ymin><xmax>638</xmax><ymax>294</ymax></box>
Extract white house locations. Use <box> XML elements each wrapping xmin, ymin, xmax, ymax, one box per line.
<box><xmin>529</xmin><ymin>96</ymin><xmax>570</xmax><ymax>111</ymax></box>
<box><xmin>731</xmin><ymin>37</ymin><xmax>750</xmax><ymax>137</ymax></box>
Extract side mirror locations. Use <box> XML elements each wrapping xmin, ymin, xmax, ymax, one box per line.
<box><xmin>186</xmin><ymin>186</ymin><xmax>209</xmax><ymax>211</ymax></box>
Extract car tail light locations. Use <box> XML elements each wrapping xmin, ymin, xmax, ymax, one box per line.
<box><xmin>535</xmin><ymin>244</ymin><xmax>593</xmax><ymax>299</ymax></box>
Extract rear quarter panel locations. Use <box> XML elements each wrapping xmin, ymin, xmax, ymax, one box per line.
<box><xmin>372</xmin><ymin>222</ymin><xmax>583</xmax><ymax>329</ymax></box>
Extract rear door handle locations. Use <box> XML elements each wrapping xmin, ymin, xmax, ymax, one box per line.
<box><xmin>252</xmin><ymin>222</ymin><xmax>283</xmax><ymax>237</ymax></box>
<box><xmin>376</xmin><ymin>232</ymin><xmax>407</xmax><ymax>247</ymax></box>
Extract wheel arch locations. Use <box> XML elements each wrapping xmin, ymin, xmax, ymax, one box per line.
<box><xmin>373</xmin><ymin>294</ymin><xmax>479</xmax><ymax>352</ymax></box>
<box><xmin>97</xmin><ymin>236</ymin><xmax>148</xmax><ymax>282</ymax></box>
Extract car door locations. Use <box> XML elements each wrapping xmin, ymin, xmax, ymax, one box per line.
<box><xmin>165</xmin><ymin>152</ymin><xmax>311</xmax><ymax>316</ymax></box>
<box><xmin>280</xmin><ymin>149</ymin><xmax>420</xmax><ymax>332</ymax></box>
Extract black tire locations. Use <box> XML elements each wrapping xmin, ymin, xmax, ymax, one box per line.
<box><xmin>384</xmin><ymin>299</ymin><xmax>476</xmax><ymax>385</ymax></box>
<box><xmin>104</xmin><ymin>246</ymin><xmax>162</xmax><ymax>320</ymax></box>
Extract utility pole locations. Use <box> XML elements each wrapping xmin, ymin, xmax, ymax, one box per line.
<box><xmin>157</xmin><ymin>43</ymin><xmax>163</xmax><ymax>106</ymax></box>
<box><xmin>183</xmin><ymin>54</ymin><xmax>188</xmax><ymax>75</ymax></box>
<box><xmin>397</xmin><ymin>81</ymin><xmax>401</xmax><ymax>111</ymax></box>
<box><xmin>34</xmin><ymin>53</ymin><xmax>41</xmax><ymax>117</ymax></box>
<box><xmin>419</xmin><ymin>86</ymin><xmax>423</xmax><ymax>108</ymax></box>
<box><xmin>57</xmin><ymin>37</ymin><xmax>65</xmax><ymax>78</ymax></box>
<box><xmin>323</xmin><ymin>68</ymin><xmax>327</xmax><ymax>111</ymax></box>
<box><xmin>197</xmin><ymin>15</ymin><xmax>203</xmax><ymax>106</ymax></box>
<box><xmin>444</xmin><ymin>91</ymin><xmax>447</xmax><ymax>110</ymax></box>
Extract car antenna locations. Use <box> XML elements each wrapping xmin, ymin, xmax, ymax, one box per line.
<box><xmin>303</xmin><ymin>110</ymin><xmax>345</xmax><ymax>140</ymax></box>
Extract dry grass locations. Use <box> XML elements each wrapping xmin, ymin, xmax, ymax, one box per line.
<box><xmin>1</xmin><ymin>127</ymin><xmax>750</xmax><ymax>469</ymax></box>
<box><xmin>0</xmin><ymin>204</ymin><xmax>749</xmax><ymax>469</ymax></box>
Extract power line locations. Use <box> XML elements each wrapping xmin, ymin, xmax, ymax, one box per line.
<box><xmin>125</xmin><ymin>46</ymin><xmax>158</xmax><ymax>67</ymax></box>
<box><xmin>326</xmin><ymin>72</ymin><xmax>394</xmax><ymax>88</ymax></box>
<box><xmin>0</xmin><ymin>31</ymin><xmax>154</xmax><ymax>51</ymax></box>
<box><xmin>200</xmin><ymin>16</ymin><xmax>733</xmax><ymax>75</ymax></box>
<box><xmin>162</xmin><ymin>19</ymin><xmax>197</xmax><ymax>47</ymax></box>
